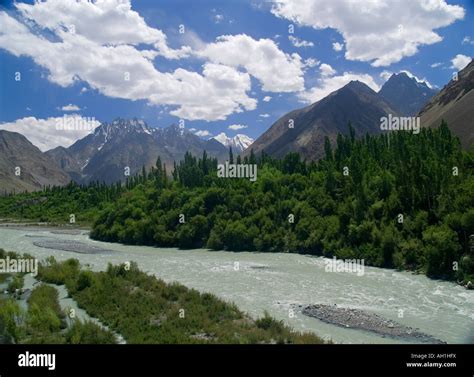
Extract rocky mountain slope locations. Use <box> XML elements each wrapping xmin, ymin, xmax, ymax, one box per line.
<box><xmin>418</xmin><ymin>59</ymin><xmax>473</xmax><ymax>148</ymax></box>
<box><xmin>379</xmin><ymin>72</ymin><xmax>438</xmax><ymax>116</ymax></box>
<box><xmin>0</xmin><ymin>130</ymin><xmax>70</xmax><ymax>193</ymax></box>
<box><xmin>245</xmin><ymin>81</ymin><xmax>401</xmax><ymax>160</ymax></box>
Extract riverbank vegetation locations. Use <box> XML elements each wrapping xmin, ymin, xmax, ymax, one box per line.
<box><xmin>0</xmin><ymin>287</ymin><xmax>117</xmax><ymax>344</ymax></box>
<box><xmin>0</xmin><ymin>249</ymin><xmax>117</xmax><ymax>344</ymax></box>
<box><xmin>0</xmin><ymin>181</ymin><xmax>123</xmax><ymax>225</ymax></box>
<box><xmin>0</xmin><ymin>125</ymin><xmax>472</xmax><ymax>283</ymax></box>
<box><xmin>92</xmin><ymin>124</ymin><xmax>473</xmax><ymax>282</ymax></box>
<box><xmin>36</xmin><ymin>257</ymin><xmax>325</xmax><ymax>344</ymax></box>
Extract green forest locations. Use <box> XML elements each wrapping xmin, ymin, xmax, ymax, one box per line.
<box><xmin>1</xmin><ymin>123</ymin><xmax>473</xmax><ymax>283</ymax></box>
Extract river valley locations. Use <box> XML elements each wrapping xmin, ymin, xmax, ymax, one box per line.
<box><xmin>0</xmin><ymin>227</ymin><xmax>472</xmax><ymax>344</ymax></box>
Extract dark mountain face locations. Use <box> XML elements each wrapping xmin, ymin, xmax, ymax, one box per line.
<box><xmin>0</xmin><ymin>130</ymin><xmax>70</xmax><ymax>193</ymax></box>
<box><xmin>46</xmin><ymin>118</ymin><xmax>228</xmax><ymax>185</ymax></box>
<box><xmin>245</xmin><ymin>80</ymin><xmax>401</xmax><ymax>160</ymax></box>
<box><xmin>418</xmin><ymin>59</ymin><xmax>474</xmax><ymax>148</ymax></box>
<box><xmin>379</xmin><ymin>72</ymin><xmax>438</xmax><ymax>116</ymax></box>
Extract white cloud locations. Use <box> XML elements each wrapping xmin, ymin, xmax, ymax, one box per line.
<box><xmin>1</xmin><ymin>1</ymin><xmax>322</xmax><ymax>121</ymax></box>
<box><xmin>259</xmin><ymin>114</ymin><xmax>270</xmax><ymax>118</ymax></box>
<box><xmin>0</xmin><ymin>116</ymin><xmax>100</xmax><ymax>151</ymax></box>
<box><xmin>228</xmin><ymin>124</ymin><xmax>248</xmax><ymax>130</ymax></box>
<box><xmin>299</xmin><ymin>72</ymin><xmax>380</xmax><ymax>104</ymax></box>
<box><xmin>332</xmin><ymin>42</ymin><xmax>343</xmax><ymax>52</ymax></box>
<box><xmin>270</xmin><ymin>0</ymin><xmax>465</xmax><ymax>67</ymax></box>
<box><xmin>194</xmin><ymin>130</ymin><xmax>212</xmax><ymax>138</ymax></box>
<box><xmin>197</xmin><ymin>34</ymin><xmax>305</xmax><ymax>92</ymax></box>
<box><xmin>320</xmin><ymin>63</ymin><xmax>336</xmax><ymax>77</ymax></box>
<box><xmin>431</xmin><ymin>62</ymin><xmax>443</xmax><ymax>68</ymax></box>
<box><xmin>15</xmin><ymin>0</ymin><xmax>191</xmax><ymax>59</ymax></box>
<box><xmin>211</xmin><ymin>8</ymin><xmax>225</xmax><ymax>24</ymax></box>
<box><xmin>451</xmin><ymin>54</ymin><xmax>471</xmax><ymax>71</ymax></box>
<box><xmin>303</xmin><ymin>57</ymin><xmax>320</xmax><ymax>68</ymax></box>
<box><xmin>288</xmin><ymin>35</ymin><xmax>314</xmax><ymax>48</ymax></box>
<box><xmin>462</xmin><ymin>36</ymin><xmax>474</xmax><ymax>45</ymax></box>
<box><xmin>263</xmin><ymin>96</ymin><xmax>272</xmax><ymax>102</ymax></box>
<box><xmin>0</xmin><ymin>9</ymin><xmax>256</xmax><ymax>122</ymax></box>
<box><xmin>61</xmin><ymin>104</ymin><xmax>81</xmax><ymax>111</ymax></box>
<box><xmin>380</xmin><ymin>70</ymin><xmax>392</xmax><ymax>82</ymax></box>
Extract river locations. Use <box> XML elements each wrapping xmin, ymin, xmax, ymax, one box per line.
<box><xmin>0</xmin><ymin>227</ymin><xmax>472</xmax><ymax>344</ymax></box>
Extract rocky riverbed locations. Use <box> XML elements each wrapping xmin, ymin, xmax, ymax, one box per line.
<box><xmin>32</xmin><ymin>239</ymin><xmax>113</xmax><ymax>254</ymax></box>
<box><xmin>300</xmin><ymin>304</ymin><xmax>445</xmax><ymax>344</ymax></box>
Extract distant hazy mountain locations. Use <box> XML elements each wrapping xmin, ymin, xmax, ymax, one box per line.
<box><xmin>379</xmin><ymin>72</ymin><xmax>438</xmax><ymax>116</ymax></box>
<box><xmin>245</xmin><ymin>80</ymin><xmax>400</xmax><ymax>160</ymax></box>
<box><xmin>0</xmin><ymin>130</ymin><xmax>70</xmax><ymax>193</ymax></box>
<box><xmin>212</xmin><ymin>132</ymin><xmax>254</xmax><ymax>152</ymax></box>
<box><xmin>46</xmin><ymin>118</ymin><xmax>228</xmax><ymax>184</ymax></box>
<box><xmin>419</xmin><ymin>59</ymin><xmax>474</xmax><ymax>148</ymax></box>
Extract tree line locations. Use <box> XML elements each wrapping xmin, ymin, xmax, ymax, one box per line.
<box><xmin>1</xmin><ymin>122</ymin><xmax>473</xmax><ymax>283</ymax></box>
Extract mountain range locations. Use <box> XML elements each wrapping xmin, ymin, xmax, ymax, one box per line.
<box><xmin>245</xmin><ymin>63</ymin><xmax>472</xmax><ymax>160</ymax></box>
<box><xmin>244</xmin><ymin>80</ymin><xmax>402</xmax><ymax>160</ymax></box>
<box><xmin>0</xmin><ymin>60</ymin><xmax>472</xmax><ymax>193</ymax></box>
<box><xmin>46</xmin><ymin>119</ymin><xmax>228</xmax><ymax>185</ymax></box>
<box><xmin>212</xmin><ymin>133</ymin><xmax>254</xmax><ymax>152</ymax></box>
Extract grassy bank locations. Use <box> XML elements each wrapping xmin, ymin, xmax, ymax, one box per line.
<box><xmin>0</xmin><ymin>249</ymin><xmax>117</xmax><ymax>344</ymax></box>
<box><xmin>37</xmin><ymin>257</ymin><xmax>326</xmax><ymax>344</ymax></box>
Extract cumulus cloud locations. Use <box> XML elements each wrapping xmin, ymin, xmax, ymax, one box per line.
<box><xmin>320</xmin><ymin>63</ymin><xmax>336</xmax><ymax>77</ymax></box>
<box><xmin>61</xmin><ymin>104</ymin><xmax>81</xmax><ymax>111</ymax></box>
<box><xmin>0</xmin><ymin>8</ymin><xmax>256</xmax><ymax>121</ymax></box>
<box><xmin>431</xmin><ymin>62</ymin><xmax>443</xmax><ymax>68</ymax></box>
<box><xmin>0</xmin><ymin>116</ymin><xmax>100</xmax><ymax>151</ymax></box>
<box><xmin>303</xmin><ymin>57</ymin><xmax>320</xmax><ymax>68</ymax></box>
<box><xmin>462</xmin><ymin>36</ymin><xmax>474</xmax><ymax>45</ymax></box>
<box><xmin>0</xmin><ymin>1</ymin><xmax>315</xmax><ymax>120</ymax></box>
<box><xmin>451</xmin><ymin>54</ymin><xmax>471</xmax><ymax>71</ymax></box>
<box><xmin>213</xmin><ymin>14</ymin><xmax>224</xmax><ymax>24</ymax></box>
<box><xmin>196</xmin><ymin>34</ymin><xmax>305</xmax><ymax>92</ymax></box>
<box><xmin>259</xmin><ymin>114</ymin><xmax>270</xmax><ymax>118</ymax></box>
<box><xmin>288</xmin><ymin>35</ymin><xmax>314</xmax><ymax>48</ymax></box>
<box><xmin>270</xmin><ymin>0</ymin><xmax>465</xmax><ymax>66</ymax></box>
<box><xmin>15</xmin><ymin>0</ymin><xmax>191</xmax><ymax>59</ymax></box>
<box><xmin>194</xmin><ymin>130</ymin><xmax>212</xmax><ymax>137</ymax></box>
<box><xmin>332</xmin><ymin>42</ymin><xmax>344</xmax><ymax>52</ymax></box>
<box><xmin>299</xmin><ymin>72</ymin><xmax>380</xmax><ymax>104</ymax></box>
<box><xmin>263</xmin><ymin>96</ymin><xmax>272</xmax><ymax>102</ymax></box>
<box><xmin>228</xmin><ymin>124</ymin><xmax>248</xmax><ymax>130</ymax></box>
<box><xmin>380</xmin><ymin>70</ymin><xmax>393</xmax><ymax>82</ymax></box>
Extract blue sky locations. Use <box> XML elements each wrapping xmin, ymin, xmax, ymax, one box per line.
<box><xmin>0</xmin><ymin>0</ymin><xmax>472</xmax><ymax>151</ymax></box>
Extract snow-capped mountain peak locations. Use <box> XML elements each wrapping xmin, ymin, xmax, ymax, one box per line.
<box><xmin>213</xmin><ymin>132</ymin><xmax>254</xmax><ymax>152</ymax></box>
